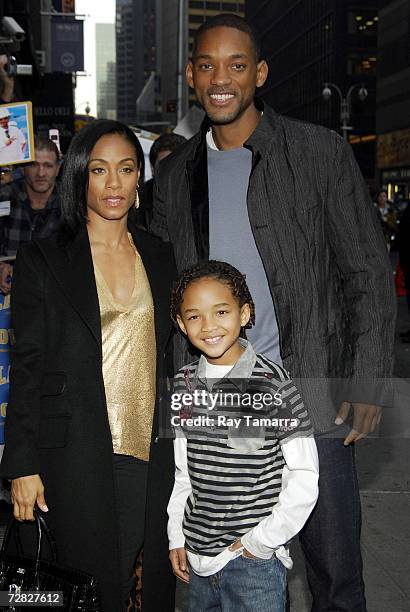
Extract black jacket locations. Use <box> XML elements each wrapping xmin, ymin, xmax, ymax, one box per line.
<box><xmin>0</xmin><ymin>221</ymin><xmax>176</xmax><ymax>611</ymax></box>
<box><xmin>151</xmin><ymin>102</ymin><xmax>396</xmax><ymax>432</ymax></box>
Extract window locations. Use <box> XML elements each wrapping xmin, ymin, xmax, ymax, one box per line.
<box><xmin>347</xmin><ymin>53</ymin><xmax>377</xmax><ymax>75</ymax></box>
<box><xmin>348</xmin><ymin>10</ymin><xmax>378</xmax><ymax>36</ymax></box>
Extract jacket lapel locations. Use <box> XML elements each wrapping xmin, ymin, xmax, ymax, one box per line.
<box><xmin>37</xmin><ymin>229</ymin><xmax>102</xmax><ymax>346</ymax></box>
<box><xmin>186</xmin><ymin>138</ymin><xmax>210</xmax><ymax>262</ymax></box>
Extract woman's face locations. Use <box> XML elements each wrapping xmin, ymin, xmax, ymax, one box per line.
<box><xmin>87</xmin><ymin>133</ymin><xmax>140</xmax><ymax>223</ymax></box>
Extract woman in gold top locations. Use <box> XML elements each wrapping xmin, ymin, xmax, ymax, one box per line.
<box><xmin>0</xmin><ymin>120</ymin><xmax>176</xmax><ymax>611</ymax></box>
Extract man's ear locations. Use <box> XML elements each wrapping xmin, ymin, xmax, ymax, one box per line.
<box><xmin>240</xmin><ymin>303</ymin><xmax>251</xmax><ymax>327</ymax></box>
<box><xmin>256</xmin><ymin>60</ymin><xmax>268</xmax><ymax>89</ymax></box>
<box><xmin>186</xmin><ymin>61</ymin><xmax>194</xmax><ymax>89</ymax></box>
<box><xmin>176</xmin><ymin>314</ymin><xmax>187</xmax><ymax>335</ymax></box>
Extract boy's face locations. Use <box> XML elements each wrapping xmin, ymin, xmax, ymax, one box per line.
<box><xmin>177</xmin><ymin>277</ymin><xmax>250</xmax><ymax>365</ymax></box>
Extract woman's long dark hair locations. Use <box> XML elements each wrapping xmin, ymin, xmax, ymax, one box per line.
<box><xmin>59</xmin><ymin>119</ymin><xmax>145</xmax><ymax>241</ymax></box>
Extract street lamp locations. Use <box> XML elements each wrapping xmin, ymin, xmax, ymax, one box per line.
<box><xmin>322</xmin><ymin>82</ymin><xmax>368</xmax><ymax>140</ymax></box>
<box><xmin>76</xmin><ymin>101</ymin><xmax>91</xmax><ymax>116</ymax></box>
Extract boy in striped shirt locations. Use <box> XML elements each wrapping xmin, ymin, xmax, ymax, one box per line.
<box><xmin>167</xmin><ymin>261</ymin><xmax>319</xmax><ymax>612</ymax></box>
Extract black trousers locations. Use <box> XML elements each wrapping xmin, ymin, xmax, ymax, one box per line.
<box><xmin>113</xmin><ymin>453</ymin><xmax>149</xmax><ymax>611</ymax></box>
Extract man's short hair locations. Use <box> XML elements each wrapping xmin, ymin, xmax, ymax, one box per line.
<box><xmin>34</xmin><ymin>135</ymin><xmax>60</xmax><ymax>162</ymax></box>
<box><xmin>192</xmin><ymin>13</ymin><xmax>262</xmax><ymax>62</ymax></box>
<box><xmin>149</xmin><ymin>133</ymin><xmax>187</xmax><ymax>168</ymax></box>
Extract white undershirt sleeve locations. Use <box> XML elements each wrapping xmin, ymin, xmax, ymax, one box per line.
<box><xmin>167</xmin><ymin>432</ymin><xmax>192</xmax><ymax>550</ymax></box>
<box><xmin>240</xmin><ymin>436</ymin><xmax>319</xmax><ymax>558</ymax></box>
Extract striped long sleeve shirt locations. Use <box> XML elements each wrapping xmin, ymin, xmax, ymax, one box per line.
<box><xmin>167</xmin><ymin>339</ymin><xmax>319</xmax><ymax>576</ymax></box>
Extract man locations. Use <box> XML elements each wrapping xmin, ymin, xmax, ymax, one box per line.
<box><xmin>151</xmin><ymin>14</ymin><xmax>396</xmax><ymax>611</ymax></box>
<box><xmin>0</xmin><ymin>135</ymin><xmax>61</xmax><ymax>294</ymax></box>
<box><xmin>137</xmin><ymin>133</ymin><xmax>186</xmax><ymax>229</ymax></box>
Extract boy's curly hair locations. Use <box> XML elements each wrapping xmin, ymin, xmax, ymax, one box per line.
<box><xmin>170</xmin><ymin>260</ymin><xmax>255</xmax><ymax>331</ymax></box>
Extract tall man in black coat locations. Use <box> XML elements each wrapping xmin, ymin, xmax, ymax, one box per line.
<box><xmin>151</xmin><ymin>14</ymin><xmax>396</xmax><ymax>612</ymax></box>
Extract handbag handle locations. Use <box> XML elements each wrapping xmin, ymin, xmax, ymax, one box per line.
<box><xmin>1</xmin><ymin>509</ymin><xmax>58</xmax><ymax>588</ymax></box>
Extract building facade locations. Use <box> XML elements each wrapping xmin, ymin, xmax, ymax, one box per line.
<box><xmin>116</xmin><ymin>0</ymin><xmax>158</xmax><ymax>125</ymax></box>
<box><xmin>376</xmin><ymin>0</ymin><xmax>410</xmax><ymax>201</ymax></box>
<box><xmin>245</xmin><ymin>0</ymin><xmax>379</xmax><ymax>181</ymax></box>
<box><xmin>96</xmin><ymin>23</ymin><xmax>116</xmax><ymax>120</ymax></box>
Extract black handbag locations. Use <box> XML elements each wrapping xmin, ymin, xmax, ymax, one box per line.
<box><xmin>0</xmin><ymin>509</ymin><xmax>101</xmax><ymax>611</ymax></box>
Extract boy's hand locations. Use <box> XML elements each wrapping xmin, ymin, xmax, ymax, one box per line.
<box><xmin>229</xmin><ymin>539</ymin><xmax>257</xmax><ymax>559</ymax></box>
<box><xmin>169</xmin><ymin>547</ymin><xmax>190</xmax><ymax>583</ymax></box>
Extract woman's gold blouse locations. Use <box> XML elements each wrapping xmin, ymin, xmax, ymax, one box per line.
<box><xmin>94</xmin><ymin>236</ymin><xmax>156</xmax><ymax>462</ymax></box>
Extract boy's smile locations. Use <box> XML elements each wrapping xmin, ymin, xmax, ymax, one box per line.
<box><xmin>177</xmin><ymin>277</ymin><xmax>250</xmax><ymax>365</ymax></box>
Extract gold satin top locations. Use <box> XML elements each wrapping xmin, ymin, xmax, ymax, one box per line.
<box><xmin>94</xmin><ymin>235</ymin><xmax>156</xmax><ymax>461</ymax></box>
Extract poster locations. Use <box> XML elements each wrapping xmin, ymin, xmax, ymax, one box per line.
<box><xmin>0</xmin><ymin>101</ymin><xmax>35</xmax><ymax>167</ymax></box>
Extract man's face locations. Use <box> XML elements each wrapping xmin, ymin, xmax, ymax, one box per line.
<box><xmin>24</xmin><ymin>149</ymin><xmax>60</xmax><ymax>194</ymax></box>
<box><xmin>186</xmin><ymin>26</ymin><xmax>268</xmax><ymax>126</ymax></box>
<box><xmin>0</xmin><ymin>116</ymin><xmax>9</xmax><ymax>129</ymax></box>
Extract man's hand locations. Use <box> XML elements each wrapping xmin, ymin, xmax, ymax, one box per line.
<box><xmin>169</xmin><ymin>547</ymin><xmax>190</xmax><ymax>583</ymax></box>
<box><xmin>0</xmin><ymin>262</ymin><xmax>12</xmax><ymax>294</ymax></box>
<box><xmin>335</xmin><ymin>402</ymin><xmax>382</xmax><ymax>446</ymax></box>
<box><xmin>0</xmin><ymin>54</ymin><xmax>15</xmax><ymax>102</ymax></box>
<box><xmin>229</xmin><ymin>539</ymin><xmax>258</xmax><ymax>559</ymax></box>
<box><xmin>11</xmin><ymin>474</ymin><xmax>48</xmax><ymax>521</ymax></box>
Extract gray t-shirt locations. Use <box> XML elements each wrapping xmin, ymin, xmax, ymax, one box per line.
<box><xmin>207</xmin><ymin>136</ymin><xmax>282</xmax><ymax>364</ymax></box>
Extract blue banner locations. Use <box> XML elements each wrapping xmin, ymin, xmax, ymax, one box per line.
<box><xmin>51</xmin><ymin>17</ymin><xmax>84</xmax><ymax>73</ymax></box>
<box><xmin>0</xmin><ymin>293</ymin><xmax>12</xmax><ymax>445</ymax></box>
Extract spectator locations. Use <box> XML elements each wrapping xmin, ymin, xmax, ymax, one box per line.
<box><xmin>397</xmin><ymin>203</ymin><xmax>410</xmax><ymax>341</ymax></box>
<box><xmin>137</xmin><ymin>133</ymin><xmax>186</xmax><ymax>229</ymax></box>
<box><xmin>374</xmin><ymin>189</ymin><xmax>397</xmax><ymax>250</ymax></box>
<box><xmin>0</xmin><ymin>136</ymin><xmax>61</xmax><ymax>294</ymax></box>
<box><xmin>0</xmin><ymin>54</ymin><xmax>15</xmax><ymax>104</ymax></box>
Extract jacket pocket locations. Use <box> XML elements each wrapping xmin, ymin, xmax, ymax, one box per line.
<box><xmin>227</xmin><ymin>421</ymin><xmax>265</xmax><ymax>452</ymax></box>
<box><xmin>38</xmin><ymin>416</ymin><xmax>71</xmax><ymax>449</ymax></box>
<box><xmin>40</xmin><ymin>372</ymin><xmax>67</xmax><ymax>396</ymax></box>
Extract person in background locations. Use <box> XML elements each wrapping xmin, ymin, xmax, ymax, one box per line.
<box><xmin>0</xmin><ymin>136</ymin><xmax>61</xmax><ymax>294</ymax></box>
<box><xmin>373</xmin><ymin>189</ymin><xmax>397</xmax><ymax>250</ymax></box>
<box><xmin>0</xmin><ymin>54</ymin><xmax>15</xmax><ymax>104</ymax></box>
<box><xmin>397</xmin><ymin>202</ymin><xmax>410</xmax><ymax>342</ymax></box>
<box><xmin>137</xmin><ymin>133</ymin><xmax>186</xmax><ymax>229</ymax></box>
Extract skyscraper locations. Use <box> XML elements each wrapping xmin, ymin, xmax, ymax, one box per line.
<box><xmin>376</xmin><ymin>0</ymin><xmax>410</xmax><ymax>200</ymax></box>
<box><xmin>116</xmin><ymin>0</ymin><xmax>158</xmax><ymax>124</ymax></box>
<box><xmin>96</xmin><ymin>23</ymin><xmax>116</xmax><ymax>119</ymax></box>
<box><xmin>245</xmin><ymin>0</ymin><xmax>378</xmax><ymax>181</ymax></box>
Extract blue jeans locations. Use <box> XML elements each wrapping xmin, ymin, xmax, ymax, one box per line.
<box><xmin>298</xmin><ymin>435</ymin><xmax>366</xmax><ymax>611</ymax></box>
<box><xmin>189</xmin><ymin>553</ymin><xmax>287</xmax><ymax>612</ymax></box>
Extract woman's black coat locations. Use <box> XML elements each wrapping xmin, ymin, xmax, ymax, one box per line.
<box><xmin>0</xmin><ymin>221</ymin><xmax>176</xmax><ymax>611</ymax></box>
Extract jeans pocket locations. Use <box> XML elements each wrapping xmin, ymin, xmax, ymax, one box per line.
<box><xmin>241</xmin><ymin>551</ymin><xmax>273</xmax><ymax>564</ymax></box>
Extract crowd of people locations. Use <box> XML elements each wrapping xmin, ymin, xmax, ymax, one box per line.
<box><xmin>0</xmin><ymin>12</ymin><xmax>405</xmax><ymax>612</ymax></box>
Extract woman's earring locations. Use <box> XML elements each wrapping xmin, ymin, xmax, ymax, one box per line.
<box><xmin>134</xmin><ymin>189</ymin><xmax>140</xmax><ymax>209</ymax></box>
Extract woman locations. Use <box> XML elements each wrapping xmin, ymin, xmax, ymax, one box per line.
<box><xmin>0</xmin><ymin>120</ymin><xmax>176</xmax><ymax>611</ymax></box>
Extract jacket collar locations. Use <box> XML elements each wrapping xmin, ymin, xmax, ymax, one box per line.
<box><xmin>195</xmin><ymin>99</ymin><xmax>282</xmax><ymax>157</ymax></box>
<box><xmin>37</xmin><ymin>220</ymin><xmax>172</xmax><ymax>350</ymax></box>
<box><xmin>194</xmin><ymin>338</ymin><xmax>257</xmax><ymax>391</ymax></box>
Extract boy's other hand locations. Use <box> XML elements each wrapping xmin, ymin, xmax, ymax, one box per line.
<box><xmin>169</xmin><ymin>547</ymin><xmax>190</xmax><ymax>583</ymax></box>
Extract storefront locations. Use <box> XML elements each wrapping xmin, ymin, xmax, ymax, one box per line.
<box><xmin>378</xmin><ymin>127</ymin><xmax>410</xmax><ymax>203</ymax></box>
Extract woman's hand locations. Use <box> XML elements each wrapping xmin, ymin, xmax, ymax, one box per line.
<box><xmin>11</xmin><ymin>474</ymin><xmax>48</xmax><ymax>521</ymax></box>
<box><xmin>169</xmin><ymin>547</ymin><xmax>190</xmax><ymax>583</ymax></box>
